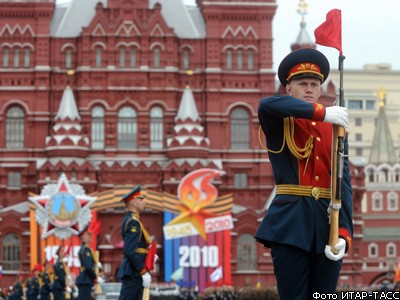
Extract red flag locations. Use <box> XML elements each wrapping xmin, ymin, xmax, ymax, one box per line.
<box><xmin>314</xmin><ymin>9</ymin><xmax>342</xmax><ymax>54</ymax></box>
<box><xmin>145</xmin><ymin>240</ymin><xmax>157</xmax><ymax>271</ymax></box>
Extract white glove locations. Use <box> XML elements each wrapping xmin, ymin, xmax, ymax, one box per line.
<box><xmin>142</xmin><ymin>272</ymin><xmax>151</xmax><ymax>288</ymax></box>
<box><xmin>323</xmin><ymin>106</ymin><xmax>349</xmax><ymax>128</ymax></box>
<box><xmin>324</xmin><ymin>238</ymin><xmax>346</xmax><ymax>261</ymax></box>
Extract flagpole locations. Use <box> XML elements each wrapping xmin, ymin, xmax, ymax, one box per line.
<box><xmin>328</xmin><ymin>53</ymin><xmax>346</xmax><ymax>253</ymax></box>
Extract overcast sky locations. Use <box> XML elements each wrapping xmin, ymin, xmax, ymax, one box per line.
<box><xmin>183</xmin><ymin>0</ymin><xmax>400</xmax><ymax>72</ymax></box>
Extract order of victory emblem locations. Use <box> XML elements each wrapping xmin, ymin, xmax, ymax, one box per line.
<box><xmin>29</xmin><ymin>173</ymin><xmax>96</xmax><ymax>239</ymax></box>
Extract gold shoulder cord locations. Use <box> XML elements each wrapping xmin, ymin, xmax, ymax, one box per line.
<box><xmin>258</xmin><ymin>117</ymin><xmax>314</xmax><ymax>173</ymax></box>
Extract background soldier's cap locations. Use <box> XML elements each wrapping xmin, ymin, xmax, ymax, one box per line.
<box><xmin>120</xmin><ymin>184</ymin><xmax>145</xmax><ymax>203</ymax></box>
<box><xmin>56</xmin><ymin>245</ymin><xmax>63</xmax><ymax>255</ymax></box>
<box><xmin>278</xmin><ymin>48</ymin><xmax>330</xmax><ymax>85</ymax></box>
<box><xmin>33</xmin><ymin>264</ymin><xmax>43</xmax><ymax>272</ymax></box>
<box><xmin>77</xmin><ymin>225</ymin><xmax>92</xmax><ymax>237</ymax></box>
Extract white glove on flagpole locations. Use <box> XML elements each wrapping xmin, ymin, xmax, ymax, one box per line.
<box><xmin>323</xmin><ymin>106</ymin><xmax>349</xmax><ymax>128</ymax></box>
<box><xmin>142</xmin><ymin>272</ymin><xmax>151</xmax><ymax>288</ymax></box>
<box><xmin>324</xmin><ymin>238</ymin><xmax>346</xmax><ymax>261</ymax></box>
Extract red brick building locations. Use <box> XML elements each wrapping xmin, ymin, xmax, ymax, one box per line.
<box><xmin>0</xmin><ymin>0</ymin><xmax>393</xmax><ymax>292</ymax></box>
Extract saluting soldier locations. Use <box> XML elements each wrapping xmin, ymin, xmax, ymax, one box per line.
<box><xmin>53</xmin><ymin>246</ymin><xmax>67</xmax><ymax>300</ymax></box>
<box><xmin>26</xmin><ymin>265</ymin><xmax>41</xmax><ymax>300</ymax></box>
<box><xmin>9</xmin><ymin>277</ymin><xmax>23</xmax><ymax>300</ymax></box>
<box><xmin>39</xmin><ymin>261</ymin><xmax>52</xmax><ymax>300</ymax></box>
<box><xmin>75</xmin><ymin>226</ymin><xmax>96</xmax><ymax>300</ymax></box>
<box><xmin>255</xmin><ymin>48</ymin><xmax>353</xmax><ymax>299</ymax></box>
<box><xmin>117</xmin><ymin>184</ymin><xmax>151</xmax><ymax>300</ymax></box>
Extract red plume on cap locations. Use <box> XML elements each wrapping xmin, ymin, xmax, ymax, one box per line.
<box><xmin>33</xmin><ymin>264</ymin><xmax>43</xmax><ymax>272</ymax></box>
<box><xmin>120</xmin><ymin>184</ymin><xmax>145</xmax><ymax>203</ymax></box>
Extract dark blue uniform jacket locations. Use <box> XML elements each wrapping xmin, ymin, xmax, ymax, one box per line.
<box><xmin>255</xmin><ymin>95</ymin><xmax>353</xmax><ymax>253</ymax></box>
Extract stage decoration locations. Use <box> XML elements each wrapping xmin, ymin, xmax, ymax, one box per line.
<box><xmin>161</xmin><ymin>168</ymin><xmax>233</xmax><ymax>293</ymax></box>
<box><xmin>28</xmin><ymin>173</ymin><xmax>96</xmax><ymax>240</ymax></box>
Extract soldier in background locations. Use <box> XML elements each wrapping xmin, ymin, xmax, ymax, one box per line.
<box><xmin>9</xmin><ymin>276</ymin><xmax>23</xmax><ymax>300</ymax></box>
<box><xmin>53</xmin><ymin>246</ymin><xmax>67</xmax><ymax>300</ymax></box>
<box><xmin>26</xmin><ymin>265</ymin><xmax>41</xmax><ymax>300</ymax></box>
<box><xmin>75</xmin><ymin>226</ymin><xmax>97</xmax><ymax>300</ymax></box>
<box><xmin>39</xmin><ymin>261</ymin><xmax>52</xmax><ymax>300</ymax></box>
<box><xmin>117</xmin><ymin>185</ymin><xmax>151</xmax><ymax>300</ymax></box>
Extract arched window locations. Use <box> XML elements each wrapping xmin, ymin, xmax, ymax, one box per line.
<box><xmin>91</xmin><ymin>106</ymin><xmax>105</xmax><ymax>149</ymax></box>
<box><xmin>150</xmin><ymin>106</ymin><xmax>163</xmax><ymax>150</ymax></box>
<box><xmin>129</xmin><ymin>48</ymin><xmax>136</xmax><ymax>67</ymax></box>
<box><xmin>95</xmin><ymin>47</ymin><xmax>103</xmax><ymax>68</ymax></box>
<box><xmin>2</xmin><ymin>233</ymin><xmax>21</xmax><ymax>271</ymax></box>
<box><xmin>237</xmin><ymin>50</ymin><xmax>243</xmax><ymax>70</ymax></box>
<box><xmin>153</xmin><ymin>48</ymin><xmax>161</xmax><ymax>68</ymax></box>
<box><xmin>230</xmin><ymin>108</ymin><xmax>250</xmax><ymax>149</ymax></box>
<box><xmin>182</xmin><ymin>50</ymin><xmax>190</xmax><ymax>70</ymax></box>
<box><xmin>226</xmin><ymin>50</ymin><xmax>233</xmax><ymax>70</ymax></box>
<box><xmin>118</xmin><ymin>47</ymin><xmax>126</xmax><ymax>67</ymax></box>
<box><xmin>387</xmin><ymin>191</ymin><xmax>398</xmax><ymax>211</ymax></box>
<box><xmin>387</xmin><ymin>242</ymin><xmax>396</xmax><ymax>257</ymax></box>
<box><xmin>13</xmin><ymin>48</ymin><xmax>20</xmax><ymax>68</ymax></box>
<box><xmin>65</xmin><ymin>48</ymin><xmax>72</xmax><ymax>69</ymax></box>
<box><xmin>6</xmin><ymin>106</ymin><xmax>25</xmax><ymax>149</ymax></box>
<box><xmin>3</xmin><ymin>47</ymin><xmax>9</xmax><ymax>68</ymax></box>
<box><xmin>247</xmin><ymin>51</ymin><xmax>254</xmax><ymax>70</ymax></box>
<box><xmin>23</xmin><ymin>48</ymin><xmax>30</xmax><ymax>68</ymax></box>
<box><xmin>368</xmin><ymin>243</ymin><xmax>378</xmax><ymax>258</ymax></box>
<box><xmin>372</xmin><ymin>192</ymin><xmax>383</xmax><ymax>211</ymax></box>
<box><xmin>117</xmin><ymin>106</ymin><xmax>137</xmax><ymax>149</ymax></box>
<box><xmin>237</xmin><ymin>233</ymin><xmax>257</xmax><ymax>270</ymax></box>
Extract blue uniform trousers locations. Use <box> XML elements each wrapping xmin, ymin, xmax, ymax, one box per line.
<box><xmin>271</xmin><ymin>243</ymin><xmax>342</xmax><ymax>300</ymax></box>
<box><xmin>77</xmin><ymin>285</ymin><xmax>92</xmax><ymax>300</ymax></box>
<box><xmin>118</xmin><ymin>274</ymin><xmax>143</xmax><ymax>300</ymax></box>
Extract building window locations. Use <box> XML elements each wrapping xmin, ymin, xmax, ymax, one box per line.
<box><xmin>65</xmin><ymin>49</ymin><xmax>72</xmax><ymax>69</ymax></box>
<box><xmin>182</xmin><ymin>50</ymin><xmax>190</xmax><ymax>70</ymax></box>
<box><xmin>150</xmin><ymin>106</ymin><xmax>163</xmax><ymax>150</ymax></box>
<box><xmin>247</xmin><ymin>51</ymin><xmax>254</xmax><ymax>70</ymax></box>
<box><xmin>24</xmin><ymin>48</ymin><xmax>30</xmax><ymax>68</ymax></box>
<box><xmin>230</xmin><ymin>108</ymin><xmax>250</xmax><ymax>149</ymax></box>
<box><xmin>13</xmin><ymin>48</ymin><xmax>20</xmax><ymax>68</ymax></box>
<box><xmin>379</xmin><ymin>169</ymin><xmax>389</xmax><ymax>183</ymax></box>
<box><xmin>117</xmin><ymin>106</ymin><xmax>137</xmax><ymax>149</ymax></box>
<box><xmin>355</xmin><ymin>118</ymin><xmax>362</xmax><ymax>126</ymax></box>
<box><xmin>372</xmin><ymin>192</ymin><xmax>383</xmax><ymax>211</ymax></box>
<box><xmin>366</xmin><ymin>100</ymin><xmax>375</xmax><ymax>110</ymax></box>
<box><xmin>234</xmin><ymin>173</ymin><xmax>248</xmax><ymax>188</ymax></box>
<box><xmin>237</xmin><ymin>234</ymin><xmax>257</xmax><ymax>270</ymax></box>
<box><xmin>7</xmin><ymin>172</ymin><xmax>21</xmax><ymax>189</ymax></box>
<box><xmin>355</xmin><ymin>148</ymin><xmax>363</xmax><ymax>156</ymax></box>
<box><xmin>153</xmin><ymin>48</ymin><xmax>160</xmax><ymax>68</ymax></box>
<box><xmin>355</xmin><ymin>133</ymin><xmax>362</xmax><ymax>141</ymax></box>
<box><xmin>95</xmin><ymin>47</ymin><xmax>102</xmax><ymax>68</ymax></box>
<box><xmin>368</xmin><ymin>243</ymin><xmax>378</xmax><ymax>258</ymax></box>
<box><xmin>91</xmin><ymin>106</ymin><xmax>105</xmax><ymax>149</ymax></box>
<box><xmin>119</xmin><ymin>47</ymin><xmax>126</xmax><ymax>67</ymax></box>
<box><xmin>6</xmin><ymin>106</ymin><xmax>25</xmax><ymax>150</ymax></box>
<box><xmin>387</xmin><ymin>192</ymin><xmax>398</xmax><ymax>211</ymax></box>
<box><xmin>129</xmin><ymin>48</ymin><xmax>136</xmax><ymax>67</ymax></box>
<box><xmin>2</xmin><ymin>233</ymin><xmax>21</xmax><ymax>271</ymax></box>
<box><xmin>226</xmin><ymin>50</ymin><xmax>232</xmax><ymax>70</ymax></box>
<box><xmin>3</xmin><ymin>47</ymin><xmax>9</xmax><ymax>68</ymax></box>
<box><xmin>348</xmin><ymin>100</ymin><xmax>362</xmax><ymax>110</ymax></box>
<box><xmin>387</xmin><ymin>243</ymin><xmax>396</xmax><ymax>257</ymax></box>
<box><xmin>237</xmin><ymin>51</ymin><xmax>243</xmax><ymax>70</ymax></box>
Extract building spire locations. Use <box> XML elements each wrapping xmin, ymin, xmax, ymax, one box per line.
<box><xmin>369</xmin><ymin>87</ymin><xmax>398</xmax><ymax>165</ymax></box>
<box><xmin>291</xmin><ymin>0</ymin><xmax>315</xmax><ymax>51</ymax></box>
<box><xmin>166</xmin><ymin>86</ymin><xmax>210</xmax><ymax>158</ymax></box>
